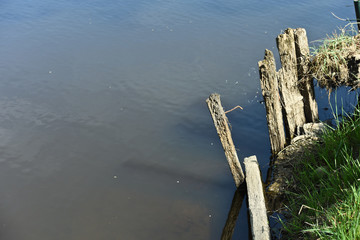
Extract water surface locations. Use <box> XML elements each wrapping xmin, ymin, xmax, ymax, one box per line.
<box><xmin>0</xmin><ymin>1</ymin><xmax>355</xmax><ymax>239</ymax></box>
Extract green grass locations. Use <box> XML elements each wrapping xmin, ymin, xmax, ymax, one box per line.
<box><xmin>282</xmin><ymin>106</ymin><xmax>360</xmax><ymax>239</ymax></box>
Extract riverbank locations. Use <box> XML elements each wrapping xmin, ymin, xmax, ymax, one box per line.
<box><xmin>272</xmin><ymin>107</ymin><xmax>360</xmax><ymax>239</ymax></box>
<box><xmin>265</xmin><ymin>29</ymin><xmax>360</xmax><ymax>239</ymax></box>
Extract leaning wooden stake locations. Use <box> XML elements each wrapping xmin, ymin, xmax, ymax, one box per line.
<box><xmin>244</xmin><ymin>155</ymin><xmax>270</xmax><ymax>240</ymax></box>
<box><xmin>206</xmin><ymin>93</ymin><xmax>245</xmax><ymax>187</ymax></box>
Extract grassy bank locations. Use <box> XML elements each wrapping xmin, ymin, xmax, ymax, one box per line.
<box><xmin>282</xmin><ymin>105</ymin><xmax>360</xmax><ymax>239</ymax></box>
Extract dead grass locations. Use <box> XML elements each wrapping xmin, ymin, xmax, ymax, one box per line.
<box><xmin>309</xmin><ymin>28</ymin><xmax>360</xmax><ymax>89</ymax></box>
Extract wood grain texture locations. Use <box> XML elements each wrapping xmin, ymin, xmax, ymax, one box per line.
<box><xmin>206</xmin><ymin>93</ymin><xmax>245</xmax><ymax>187</ymax></box>
<box><xmin>244</xmin><ymin>155</ymin><xmax>270</xmax><ymax>240</ymax></box>
<box><xmin>277</xmin><ymin>28</ymin><xmax>306</xmax><ymax>139</ymax></box>
<box><xmin>258</xmin><ymin>49</ymin><xmax>286</xmax><ymax>155</ymax></box>
<box><xmin>294</xmin><ymin>28</ymin><xmax>319</xmax><ymax>123</ymax></box>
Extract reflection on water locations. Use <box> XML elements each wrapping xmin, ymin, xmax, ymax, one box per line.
<box><xmin>220</xmin><ymin>186</ymin><xmax>246</xmax><ymax>240</ymax></box>
<box><xmin>0</xmin><ymin>0</ymin><xmax>355</xmax><ymax>239</ymax></box>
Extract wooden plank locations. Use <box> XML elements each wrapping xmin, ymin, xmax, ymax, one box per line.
<box><xmin>258</xmin><ymin>49</ymin><xmax>286</xmax><ymax>155</ymax></box>
<box><xmin>206</xmin><ymin>93</ymin><xmax>245</xmax><ymax>187</ymax></box>
<box><xmin>277</xmin><ymin>28</ymin><xmax>306</xmax><ymax>139</ymax></box>
<box><xmin>294</xmin><ymin>28</ymin><xmax>319</xmax><ymax>123</ymax></box>
<box><xmin>244</xmin><ymin>155</ymin><xmax>270</xmax><ymax>240</ymax></box>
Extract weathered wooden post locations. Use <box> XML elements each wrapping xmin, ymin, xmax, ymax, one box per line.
<box><xmin>354</xmin><ymin>0</ymin><xmax>360</xmax><ymax>32</ymax></box>
<box><xmin>244</xmin><ymin>155</ymin><xmax>270</xmax><ymax>240</ymax></box>
<box><xmin>277</xmin><ymin>28</ymin><xmax>306</xmax><ymax>139</ymax></box>
<box><xmin>258</xmin><ymin>50</ymin><xmax>286</xmax><ymax>155</ymax></box>
<box><xmin>259</xmin><ymin>28</ymin><xmax>319</xmax><ymax>155</ymax></box>
<box><xmin>206</xmin><ymin>93</ymin><xmax>245</xmax><ymax>187</ymax></box>
<box><xmin>294</xmin><ymin>28</ymin><xmax>319</xmax><ymax>123</ymax></box>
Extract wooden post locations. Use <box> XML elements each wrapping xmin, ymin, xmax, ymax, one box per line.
<box><xmin>206</xmin><ymin>93</ymin><xmax>245</xmax><ymax>187</ymax></box>
<box><xmin>354</xmin><ymin>0</ymin><xmax>360</xmax><ymax>32</ymax></box>
<box><xmin>294</xmin><ymin>28</ymin><xmax>319</xmax><ymax>123</ymax></box>
<box><xmin>258</xmin><ymin>50</ymin><xmax>286</xmax><ymax>155</ymax></box>
<box><xmin>220</xmin><ymin>185</ymin><xmax>246</xmax><ymax>240</ymax></box>
<box><xmin>277</xmin><ymin>28</ymin><xmax>306</xmax><ymax>139</ymax></box>
<box><xmin>244</xmin><ymin>155</ymin><xmax>270</xmax><ymax>240</ymax></box>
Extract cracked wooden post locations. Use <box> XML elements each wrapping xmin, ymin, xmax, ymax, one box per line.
<box><xmin>244</xmin><ymin>155</ymin><xmax>270</xmax><ymax>240</ymax></box>
<box><xmin>277</xmin><ymin>28</ymin><xmax>306</xmax><ymax>139</ymax></box>
<box><xmin>259</xmin><ymin>28</ymin><xmax>320</xmax><ymax>153</ymax></box>
<box><xmin>258</xmin><ymin>50</ymin><xmax>286</xmax><ymax>155</ymax></box>
<box><xmin>294</xmin><ymin>28</ymin><xmax>319</xmax><ymax>123</ymax></box>
<box><xmin>206</xmin><ymin>93</ymin><xmax>245</xmax><ymax>187</ymax></box>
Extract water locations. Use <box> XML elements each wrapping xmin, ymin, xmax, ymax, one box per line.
<box><xmin>0</xmin><ymin>1</ymin><xmax>355</xmax><ymax>239</ymax></box>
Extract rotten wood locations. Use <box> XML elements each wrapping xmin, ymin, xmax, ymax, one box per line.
<box><xmin>244</xmin><ymin>155</ymin><xmax>270</xmax><ymax>240</ymax></box>
<box><xmin>294</xmin><ymin>28</ymin><xmax>319</xmax><ymax>123</ymax></box>
<box><xmin>206</xmin><ymin>93</ymin><xmax>245</xmax><ymax>187</ymax></box>
<box><xmin>277</xmin><ymin>28</ymin><xmax>306</xmax><ymax>139</ymax></box>
<box><xmin>258</xmin><ymin>49</ymin><xmax>286</xmax><ymax>155</ymax></box>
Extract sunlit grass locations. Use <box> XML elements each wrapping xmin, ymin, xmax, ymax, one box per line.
<box><xmin>282</xmin><ymin>105</ymin><xmax>360</xmax><ymax>239</ymax></box>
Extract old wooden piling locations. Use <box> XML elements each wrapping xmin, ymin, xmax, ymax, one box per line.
<box><xmin>294</xmin><ymin>28</ymin><xmax>319</xmax><ymax>123</ymax></box>
<box><xmin>244</xmin><ymin>155</ymin><xmax>270</xmax><ymax>240</ymax></box>
<box><xmin>258</xmin><ymin>50</ymin><xmax>286</xmax><ymax>155</ymax></box>
<box><xmin>258</xmin><ymin>28</ymin><xmax>319</xmax><ymax>154</ymax></box>
<box><xmin>206</xmin><ymin>93</ymin><xmax>245</xmax><ymax>187</ymax></box>
<box><xmin>277</xmin><ymin>28</ymin><xmax>306</xmax><ymax>139</ymax></box>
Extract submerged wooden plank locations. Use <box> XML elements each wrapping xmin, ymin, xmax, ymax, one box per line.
<box><xmin>258</xmin><ymin>49</ymin><xmax>286</xmax><ymax>155</ymax></box>
<box><xmin>244</xmin><ymin>155</ymin><xmax>270</xmax><ymax>240</ymax></box>
<box><xmin>206</xmin><ymin>93</ymin><xmax>245</xmax><ymax>187</ymax></box>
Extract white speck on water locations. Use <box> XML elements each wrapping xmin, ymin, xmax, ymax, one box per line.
<box><xmin>108</xmin><ymin>85</ymin><xmax>112</xmax><ymax>89</ymax></box>
<box><xmin>210</xmin><ymin>142</ymin><xmax>213</xmax><ymax>145</ymax></box>
<box><xmin>209</xmin><ymin>215</ymin><xmax>212</xmax><ymax>218</ymax></box>
<box><xmin>235</xmin><ymin>81</ymin><xmax>239</xmax><ymax>84</ymax></box>
<box><xmin>225</xmin><ymin>79</ymin><xmax>228</xmax><ymax>83</ymax></box>
<box><xmin>113</xmin><ymin>175</ymin><xmax>118</xmax><ymax>179</ymax></box>
<box><xmin>176</xmin><ymin>180</ymin><xmax>180</xmax><ymax>183</ymax></box>
<box><xmin>151</xmin><ymin>29</ymin><xmax>155</xmax><ymax>32</ymax></box>
<box><xmin>49</xmin><ymin>71</ymin><xmax>52</xmax><ymax>74</ymax></box>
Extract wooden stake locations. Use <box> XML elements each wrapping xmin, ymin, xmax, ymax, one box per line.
<box><xmin>277</xmin><ymin>28</ymin><xmax>306</xmax><ymax>139</ymax></box>
<box><xmin>258</xmin><ymin>49</ymin><xmax>286</xmax><ymax>155</ymax></box>
<box><xmin>206</xmin><ymin>93</ymin><xmax>245</xmax><ymax>187</ymax></box>
<box><xmin>244</xmin><ymin>155</ymin><xmax>270</xmax><ymax>240</ymax></box>
<box><xmin>294</xmin><ymin>28</ymin><xmax>319</xmax><ymax>123</ymax></box>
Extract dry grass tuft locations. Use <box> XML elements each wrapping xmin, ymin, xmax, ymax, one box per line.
<box><xmin>309</xmin><ymin>28</ymin><xmax>360</xmax><ymax>89</ymax></box>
